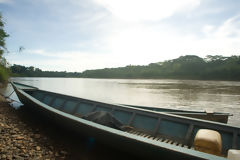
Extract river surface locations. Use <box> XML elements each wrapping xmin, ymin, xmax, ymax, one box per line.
<box><xmin>2</xmin><ymin>77</ymin><xmax>240</xmax><ymax>127</ymax></box>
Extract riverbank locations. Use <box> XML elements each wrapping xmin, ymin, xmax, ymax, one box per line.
<box><xmin>0</xmin><ymin>95</ymin><xmax>69</xmax><ymax>159</ymax></box>
<box><xmin>0</xmin><ymin>95</ymin><xmax>137</xmax><ymax>160</ymax></box>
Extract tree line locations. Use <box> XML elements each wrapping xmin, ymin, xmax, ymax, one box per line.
<box><xmin>10</xmin><ymin>65</ymin><xmax>82</xmax><ymax>77</ymax></box>
<box><xmin>10</xmin><ymin>55</ymin><xmax>240</xmax><ymax>81</ymax></box>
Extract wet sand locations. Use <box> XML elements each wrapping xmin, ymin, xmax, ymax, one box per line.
<box><xmin>0</xmin><ymin>95</ymin><xmax>138</xmax><ymax>160</ymax></box>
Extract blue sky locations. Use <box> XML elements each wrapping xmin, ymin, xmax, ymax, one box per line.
<box><xmin>1</xmin><ymin>0</ymin><xmax>240</xmax><ymax>71</ymax></box>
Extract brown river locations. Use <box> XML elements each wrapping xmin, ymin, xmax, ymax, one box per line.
<box><xmin>2</xmin><ymin>78</ymin><xmax>240</xmax><ymax>127</ymax></box>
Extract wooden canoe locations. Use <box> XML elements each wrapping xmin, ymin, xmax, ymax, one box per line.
<box><xmin>12</xmin><ymin>82</ymin><xmax>240</xmax><ymax>160</ymax></box>
<box><xmin>119</xmin><ymin>104</ymin><xmax>232</xmax><ymax>123</ymax></box>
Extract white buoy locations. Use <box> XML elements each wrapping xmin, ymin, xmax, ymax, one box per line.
<box><xmin>194</xmin><ymin>129</ymin><xmax>222</xmax><ymax>156</ymax></box>
<box><xmin>227</xmin><ymin>149</ymin><xmax>240</xmax><ymax>160</ymax></box>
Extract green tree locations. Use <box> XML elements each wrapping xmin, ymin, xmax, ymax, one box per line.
<box><xmin>0</xmin><ymin>13</ymin><xmax>9</xmax><ymax>82</ymax></box>
<box><xmin>0</xmin><ymin>13</ymin><xmax>9</xmax><ymax>58</ymax></box>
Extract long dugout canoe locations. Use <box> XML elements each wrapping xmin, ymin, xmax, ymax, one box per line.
<box><xmin>119</xmin><ymin>104</ymin><xmax>232</xmax><ymax>123</ymax></box>
<box><xmin>11</xmin><ymin>82</ymin><xmax>240</xmax><ymax>160</ymax></box>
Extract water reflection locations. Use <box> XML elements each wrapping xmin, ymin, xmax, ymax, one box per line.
<box><xmin>6</xmin><ymin>78</ymin><xmax>240</xmax><ymax>127</ymax></box>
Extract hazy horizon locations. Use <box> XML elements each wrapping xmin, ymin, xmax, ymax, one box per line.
<box><xmin>1</xmin><ymin>0</ymin><xmax>240</xmax><ymax>72</ymax></box>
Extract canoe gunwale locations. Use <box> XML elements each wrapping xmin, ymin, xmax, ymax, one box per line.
<box><xmin>11</xmin><ymin>81</ymin><xmax>38</xmax><ymax>89</ymax></box>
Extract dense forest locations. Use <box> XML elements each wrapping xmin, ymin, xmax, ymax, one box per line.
<box><xmin>0</xmin><ymin>13</ymin><xmax>9</xmax><ymax>83</ymax></box>
<box><xmin>10</xmin><ymin>65</ymin><xmax>81</xmax><ymax>77</ymax></box>
<box><xmin>10</xmin><ymin>55</ymin><xmax>240</xmax><ymax>81</ymax></box>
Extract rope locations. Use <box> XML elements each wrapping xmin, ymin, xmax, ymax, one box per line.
<box><xmin>0</xmin><ymin>92</ymin><xmax>21</xmax><ymax>104</ymax></box>
<box><xmin>6</xmin><ymin>97</ymin><xmax>22</xmax><ymax>104</ymax></box>
<box><xmin>0</xmin><ymin>82</ymin><xmax>22</xmax><ymax>104</ymax></box>
<box><xmin>5</xmin><ymin>90</ymin><xmax>15</xmax><ymax>98</ymax></box>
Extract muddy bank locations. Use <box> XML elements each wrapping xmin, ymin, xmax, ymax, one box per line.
<box><xmin>0</xmin><ymin>95</ymin><xmax>138</xmax><ymax>160</ymax></box>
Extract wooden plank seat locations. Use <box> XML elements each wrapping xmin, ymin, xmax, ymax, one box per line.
<box><xmin>126</xmin><ymin>129</ymin><xmax>191</xmax><ymax>149</ymax></box>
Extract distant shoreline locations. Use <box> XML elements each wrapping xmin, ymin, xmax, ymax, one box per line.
<box><xmin>10</xmin><ymin>76</ymin><xmax>240</xmax><ymax>82</ymax></box>
<box><xmin>10</xmin><ymin>55</ymin><xmax>240</xmax><ymax>81</ymax></box>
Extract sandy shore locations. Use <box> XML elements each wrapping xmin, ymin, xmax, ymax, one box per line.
<box><xmin>0</xmin><ymin>95</ymin><xmax>137</xmax><ymax>160</ymax></box>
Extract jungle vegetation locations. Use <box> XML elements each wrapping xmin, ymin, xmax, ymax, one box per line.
<box><xmin>0</xmin><ymin>13</ymin><xmax>9</xmax><ymax>83</ymax></box>
<box><xmin>10</xmin><ymin>55</ymin><xmax>240</xmax><ymax>81</ymax></box>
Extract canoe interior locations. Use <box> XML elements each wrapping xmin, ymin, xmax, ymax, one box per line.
<box><xmin>21</xmin><ymin>88</ymin><xmax>240</xmax><ymax>157</ymax></box>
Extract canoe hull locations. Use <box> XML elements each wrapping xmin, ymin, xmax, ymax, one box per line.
<box><xmin>13</xmin><ymin>85</ymin><xmax>226</xmax><ymax>160</ymax></box>
<box><xmin>14</xmin><ymin>89</ymin><xmax>203</xmax><ymax>159</ymax></box>
<box><xmin>122</xmin><ymin>105</ymin><xmax>230</xmax><ymax>123</ymax></box>
<box><xmin>176</xmin><ymin>113</ymin><xmax>228</xmax><ymax>123</ymax></box>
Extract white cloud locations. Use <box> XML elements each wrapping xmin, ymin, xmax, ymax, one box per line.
<box><xmin>9</xmin><ymin>49</ymin><xmax>120</xmax><ymax>71</ymax></box>
<box><xmin>0</xmin><ymin>0</ymin><xmax>11</xmax><ymax>3</ymax></box>
<box><xmin>202</xmin><ymin>25</ymin><xmax>215</xmax><ymax>35</ymax></box>
<box><xmin>95</xmin><ymin>0</ymin><xmax>200</xmax><ymax>21</ymax></box>
<box><xmin>26</xmin><ymin>49</ymin><xmax>46</xmax><ymax>55</ymax></box>
<box><xmin>103</xmin><ymin>14</ymin><xmax>240</xmax><ymax>66</ymax></box>
<box><xmin>202</xmin><ymin>15</ymin><xmax>240</xmax><ymax>39</ymax></box>
<box><xmin>215</xmin><ymin>15</ymin><xmax>240</xmax><ymax>38</ymax></box>
<box><xmin>198</xmin><ymin>15</ymin><xmax>240</xmax><ymax>55</ymax></box>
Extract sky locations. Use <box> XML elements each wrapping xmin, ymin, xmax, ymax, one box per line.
<box><xmin>0</xmin><ymin>0</ymin><xmax>240</xmax><ymax>72</ymax></box>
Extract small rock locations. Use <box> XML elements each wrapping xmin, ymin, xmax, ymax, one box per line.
<box><xmin>6</xmin><ymin>155</ymin><xmax>12</xmax><ymax>160</ymax></box>
<box><xmin>0</xmin><ymin>123</ymin><xmax>5</xmax><ymax>127</ymax></box>
<box><xmin>49</xmin><ymin>146</ymin><xmax>54</xmax><ymax>150</ymax></box>
<box><xmin>5</xmin><ymin>124</ymin><xmax>10</xmax><ymax>129</ymax></box>
<box><xmin>34</xmin><ymin>134</ymin><xmax>41</xmax><ymax>139</ymax></box>
<box><xmin>28</xmin><ymin>137</ymin><xmax>33</xmax><ymax>142</ymax></box>
<box><xmin>60</xmin><ymin>150</ymin><xmax>68</xmax><ymax>155</ymax></box>
<box><xmin>2</xmin><ymin>154</ymin><xmax>7</xmax><ymax>159</ymax></box>
<box><xmin>36</xmin><ymin>146</ymin><xmax>41</xmax><ymax>151</ymax></box>
<box><xmin>20</xmin><ymin>146</ymin><xmax>25</xmax><ymax>149</ymax></box>
<box><xmin>29</xmin><ymin>151</ymin><xmax>33</xmax><ymax>156</ymax></box>
<box><xmin>13</xmin><ymin>155</ymin><xmax>24</xmax><ymax>160</ymax></box>
<box><xmin>55</xmin><ymin>152</ymin><xmax>60</xmax><ymax>156</ymax></box>
<box><xmin>16</xmin><ymin>136</ymin><xmax>24</xmax><ymax>140</ymax></box>
<box><xmin>37</xmin><ymin>154</ymin><xmax>42</xmax><ymax>158</ymax></box>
